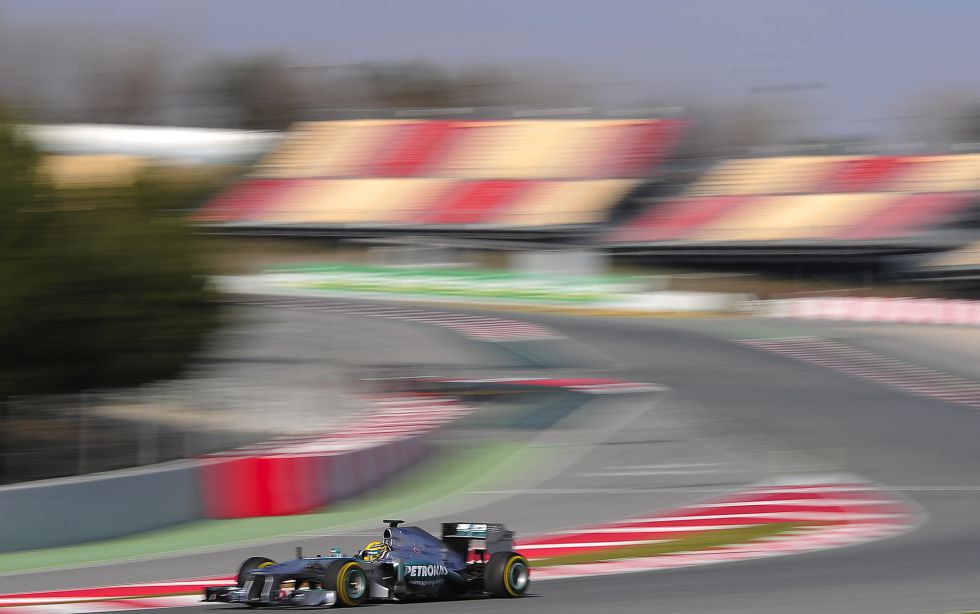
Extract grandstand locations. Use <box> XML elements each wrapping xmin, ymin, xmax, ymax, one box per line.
<box><xmin>605</xmin><ymin>153</ymin><xmax>980</xmax><ymax>258</ymax></box>
<box><xmin>39</xmin><ymin>154</ymin><xmax>147</xmax><ymax>189</ymax></box>
<box><xmin>193</xmin><ymin>118</ymin><xmax>684</xmax><ymax>236</ymax></box>
<box><xmin>193</xmin><ymin>120</ymin><xmax>980</xmax><ymax>268</ymax></box>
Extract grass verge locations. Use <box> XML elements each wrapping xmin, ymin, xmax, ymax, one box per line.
<box><xmin>533</xmin><ymin>522</ymin><xmax>810</xmax><ymax>567</ymax></box>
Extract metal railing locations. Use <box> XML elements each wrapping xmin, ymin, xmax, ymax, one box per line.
<box><xmin>0</xmin><ymin>375</ymin><xmax>362</xmax><ymax>485</ymax></box>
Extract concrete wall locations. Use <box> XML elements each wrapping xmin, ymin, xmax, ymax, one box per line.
<box><xmin>0</xmin><ymin>425</ymin><xmax>440</xmax><ymax>551</ymax></box>
<box><xmin>0</xmin><ymin>461</ymin><xmax>203</xmax><ymax>553</ymax></box>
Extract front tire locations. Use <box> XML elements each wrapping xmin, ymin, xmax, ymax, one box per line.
<box><xmin>236</xmin><ymin>556</ymin><xmax>276</xmax><ymax>587</ymax></box>
<box><xmin>322</xmin><ymin>559</ymin><xmax>369</xmax><ymax>606</ymax></box>
<box><xmin>485</xmin><ymin>551</ymin><xmax>530</xmax><ymax>598</ymax></box>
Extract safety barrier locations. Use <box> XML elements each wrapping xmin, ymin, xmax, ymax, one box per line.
<box><xmin>0</xmin><ymin>461</ymin><xmax>202</xmax><ymax>553</ymax></box>
<box><xmin>765</xmin><ymin>296</ymin><xmax>980</xmax><ymax>325</ymax></box>
<box><xmin>199</xmin><ymin>438</ymin><xmax>429</xmax><ymax>518</ymax></box>
<box><xmin>0</xmin><ymin>394</ymin><xmax>473</xmax><ymax>552</ymax></box>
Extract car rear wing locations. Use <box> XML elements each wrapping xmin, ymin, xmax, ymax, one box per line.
<box><xmin>441</xmin><ymin>523</ymin><xmax>514</xmax><ymax>559</ymax></box>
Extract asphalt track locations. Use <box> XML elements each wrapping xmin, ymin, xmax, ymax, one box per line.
<box><xmin>7</xmin><ymin>304</ymin><xmax>980</xmax><ymax>613</ymax></box>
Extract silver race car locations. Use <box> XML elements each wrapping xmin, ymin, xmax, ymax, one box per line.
<box><xmin>204</xmin><ymin>519</ymin><xmax>530</xmax><ymax>607</ymax></box>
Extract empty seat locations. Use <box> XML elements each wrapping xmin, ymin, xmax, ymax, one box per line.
<box><xmin>817</xmin><ymin>156</ymin><xmax>915</xmax><ymax>192</ymax></box>
<box><xmin>496</xmin><ymin>180</ymin><xmax>638</xmax><ymax>226</ymax></box>
<box><xmin>191</xmin><ymin>179</ymin><xmax>297</xmax><ymax>222</ymax></box>
<box><xmin>416</xmin><ymin>179</ymin><xmax>534</xmax><ymax>224</ymax></box>
<box><xmin>841</xmin><ymin>192</ymin><xmax>975</xmax><ymax>239</ymax></box>
<box><xmin>252</xmin><ymin>122</ymin><xmax>336</xmax><ymax>178</ymax></box>
<box><xmin>687</xmin><ymin>193</ymin><xmax>897</xmax><ymax>241</ymax></box>
<box><xmin>790</xmin><ymin>193</ymin><xmax>899</xmax><ymax>239</ymax></box>
<box><xmin>891</xmin><ymin>154</ymin><xmax>980</xmax><ymax>192</ymax></box>
<box><xmin>482</xmin><ymin>121</ymin><xmax>565</xmax><ymax>179</ymax></box>
<box><xmin>258</xmin><ymin>179</ymin><xmax>455</xmax><ymax>224</ymax></box>
<box><xmin>434</xmin><ymin>122</ymin><xmax>522</xmax><ymax>178</ymax></box>
<box><xmin>253</xmin><ymin>179</ymin><xmax>334</xmax><ymax>223</ymax></box>
<box><xmin>312</xmin><ymin>120</ymin><xmax>404</xmax><ymax>177</ymax></box>
<box><xmin>606</xmin><ymin>196</ymin><xmax>751</xmax><ymax>242</ymax></box>
<box><xmin>364</xmin><ymin>121</ymin><xmax>460</xmax><ymax>177</ymax></box>
<box><xmin>686</xmin><ymin>156</ymin><xmax>845</xmax><ymax>196</ymax></box>
<box><xmin>598</xmin><ymin>121</ymin><xmax>682</xmax><ymax>178</ymax></box>
<box><xmin>543</xmin><ymin>121</ymin><xmax>627</xmax><ymax>178</ymax></box>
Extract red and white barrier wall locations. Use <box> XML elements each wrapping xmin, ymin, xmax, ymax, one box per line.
<box><xmin>199</xmin><ymin>393</ymin><xmax>475</xmax><ymax>518</ymax></box>
<box><xmin>0</xmin><ymin>393</ymin><xmax>474</xmax><ymax>552</ymax></box>
<box><xmin>199</xmin><ymin>439</ymin><xmax>428</xmax><ymax>518</ymax></box>
<box><xmin>766</xmin><ymin>297</ymin><xmax>980</xmax><ymax>326</ymax></box>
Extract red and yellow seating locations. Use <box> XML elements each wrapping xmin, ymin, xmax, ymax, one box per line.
<box><xmin>196</xmin><ymin>118</ymin><xmax>684</xmax><ymax>228</ymax></box>
<box><xmin>608</xmin><ymin>153</ymin><xmax>980</xmax><ymax>244</ymax></box>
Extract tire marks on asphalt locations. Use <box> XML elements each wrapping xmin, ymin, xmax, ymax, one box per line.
<box><xmin>740</xmin><ymin>337</ymin><xmax>980</xmax><ymax>409</ymax></box>
<box><xmin>233</xmin><ymin>295</ymin><xmax>562</xmax><ymax>343</ymax></box>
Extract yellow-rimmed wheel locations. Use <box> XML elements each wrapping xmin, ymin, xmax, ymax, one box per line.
<box><xmin>323</xmin><ymin>560</ymin><xmax>369</xmax><ymax>607</ymax></box>
<box><xmin>486</xmin><ymin>551</ymin><xmax>530</xmax><ymax>598</ymax></box>
<box><xmin>236</xmin><ymin>556</ymin><xmax>276</xmax><ymax>587</ymax></box>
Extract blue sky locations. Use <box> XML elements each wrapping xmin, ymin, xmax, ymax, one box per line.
<box><xmin>3</xmin><ymin>0</ymin><xmax>978</xmax><ymax>136</ymax></box>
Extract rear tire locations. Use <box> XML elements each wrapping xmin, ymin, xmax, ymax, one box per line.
<box><xmin>485</xmin><ymin>551</ymin><xmax>530</xmax><ymax>598</ymax></box>
<box><xmin>236</xmin><ymin>556</ymin><xmax>276</xmax><ymax>587</ymax></box>
<box><xmin>322</xmin><ymin>559</ymin><xmax>369</xmax><ymax>606</ymax></box>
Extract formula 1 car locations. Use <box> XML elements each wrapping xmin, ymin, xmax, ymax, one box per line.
<box><xmin>203</xmin><ymin>520</ymin><xmax>530</xmax><ymax>607</ymax></box>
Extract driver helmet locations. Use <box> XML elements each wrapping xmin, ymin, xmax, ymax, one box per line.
<box><xmin>358</xmin><ymin>540</ymin><xmax>390</xmax><ymax>562</ymax></box>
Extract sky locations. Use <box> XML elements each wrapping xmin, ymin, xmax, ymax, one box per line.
<box><xmin>2</xmin><ymin>0</ymin><xmax>978</xmax><ymax>137</ymax></box>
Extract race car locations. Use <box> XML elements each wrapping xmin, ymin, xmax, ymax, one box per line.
<box><xmin>203</xmin><ymin>519</ymin><xmax>530</xmax><ymax>607</ymax></box>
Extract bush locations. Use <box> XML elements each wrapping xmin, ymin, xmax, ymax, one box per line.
<box><xmin>0</xmin><ymin>117</ymin><xmax>219</xmax><ymax>396</ymax></box>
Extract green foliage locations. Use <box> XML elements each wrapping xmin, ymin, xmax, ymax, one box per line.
<box><xmin>0</xmin><ymin>118</ymin><xmax>219</xmax><ymax>396</ymax></box>
<box><xmin>957</xmin><ymin>102</ymin><xmax>980</xmax><ymax>143</ymax></box>
<box><xmin>130</xmin><ymin>165</ymin><xmax>232</xmax><ymax>215</ymax></box>
<box><xmin>203</xmin><ymin>55</ymin><xmax>298</xmax><ymax>130</ymax></box>
<box><xmin>365</xmin><ymin>62</ymin><xmax>457</xmax><ymax>109</ymax></box>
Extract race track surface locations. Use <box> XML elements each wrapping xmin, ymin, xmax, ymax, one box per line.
<box><xmin>5</xmin><ymin>304</ymin><xmax>980</xmax><ymax>614</ymax></box>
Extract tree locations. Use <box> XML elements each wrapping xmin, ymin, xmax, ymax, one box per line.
<box><xmin>898</xmin><ymin>89</ymin><xmax>980</xmax><ymax>147</ymax></box>
<box><xmin>79</xmin><ymin>44</ymin><xmax>169</xmax><ymax>125</ymax></box>
<box><xmin>953</xmin><ymin>102</ymin><xmax>980</xmax><ymax>144</ymax></box>
<box><xmin>191</xmin><ymin>54</ymin><xmax>300</xmax><ymax>130</ymax></box>
<box><xmin>0</xmin><ymin>115</ymin><xmax>219</xmax><ymax>397</ymax></box>
<box><xmin>363</xmin><ymin>62</ymin><xmax>457</xmax><ymax>109</ymax></box>
<box><xmin>355</xmin><ymin>61</ymin><xmax>594</xmax><ymax>110</ymax></box>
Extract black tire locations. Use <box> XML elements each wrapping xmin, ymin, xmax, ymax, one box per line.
<box><xmin>236</xmin><ymin>556</ymin><xmax>276</xmax><ymax>587</ymax></box>
<box><xmin>322</xmin><ymin>559</ymin><xmax>369</xmax><ymax>607</ymax></box>
<box><xmin>485</xmin><ymin>551</ymin><xmax>530</xmax><ymax>598</ymax></box>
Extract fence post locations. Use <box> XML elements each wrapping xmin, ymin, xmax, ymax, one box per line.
<box><xmin>138</xmin><ymin>384</ymin><xmax>159</xmax><ymax>466</ymax></box>
<box><xmin>0</xmin><ymin>397</ymin><xmax>7</xmax><ymax>484</ymax></box>
<box><xmin>77</xmin><ymin>391</ymin><xmax>88</xmax><ymax>476</ymax></box>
